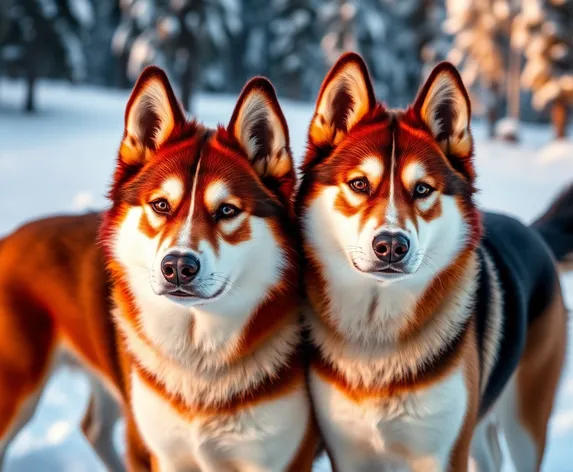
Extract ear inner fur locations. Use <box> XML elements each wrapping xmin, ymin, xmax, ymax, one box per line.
<box><xmin>308</xmin><ymin>52</ymin><xmax>377</xmax><ymax>148</ymax></box>
<box><xmin>408</xmin><ymin>62</ymin><xmax>475</xmax><ymax>182</ymax></box>
<box><xmin>120</xmin><ymin>66</ymin><xmax>185</xmax><ymax>166</ymax></box>
<box><xmin>227</xmin><ymin>77</ymin><xmax>294</xmax><ymax>191</ymax></box>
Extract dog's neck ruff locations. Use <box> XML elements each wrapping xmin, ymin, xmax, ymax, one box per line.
<box><xmin>112</xmin><ymin>277</ymin><xmax>300</xmax><ymax>409</ymax></box>
<box><xmin>307</xmin><ymin>250</ymin><xmax>479</xmax><ymax>390</ymax></box>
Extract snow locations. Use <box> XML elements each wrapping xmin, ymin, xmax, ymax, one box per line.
<box><xmin>0</xmin><ymin>79</ymin><xmax>573</xmax><ymax>471</ymax></box>
<box><xmin>495</xmin><ymin>117</ymin><xmax>519</xmax><ymax>140</ymax></box>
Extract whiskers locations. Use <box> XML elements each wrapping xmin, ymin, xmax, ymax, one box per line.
<box><xmin>346</xmin><ymin>245</ymin><xmax>380</xmax><ymax>268</ymax></box>
<box><xmin>412</xmin><ymin>249</ymin><xmax>440</xmax><ymax>272</ymax></box>
<box><xmin>200</xmin><ymin>272</ymin><xmax>238</xmax><ymax>297</ymax></box>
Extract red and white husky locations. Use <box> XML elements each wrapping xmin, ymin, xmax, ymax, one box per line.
<box><xmin>297</xmin><ymin>52</ymin><xmax>570</xmax><ymax>471</ymax></box>
<box><xmin>0</xmin><ymin>67</ymin><xmax>317</xmax><ymax>471</ymax></box>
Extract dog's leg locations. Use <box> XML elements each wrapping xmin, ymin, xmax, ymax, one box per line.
<box><xmin>81</xmin><ymin>373</ymin><xmax>125</xmax><ymax>472</ymax></box>
<box><xmin>0</xmin><ymin>296</ymin><xmax>57</xmax><ymax>469</ymax></box>
<box><xmin>0</xmin><ymin>386</ymin><xmax>46</xmax><ymax>467</ymax></box>
<box><xmin>124</xmin><ymin>414</ymin><xmax>152</xmax><ymax>472</ymax></box>
<box><xmin>499</xmin><ymin>285</ymin><xmax>567</xmax><ymax>472</ymax></box>
<box><xmin>470</xmin><ymin>419</ymin><xmax>502</xmax><ymax>472</ymax></box>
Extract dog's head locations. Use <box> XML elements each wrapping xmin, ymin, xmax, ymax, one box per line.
<box><xmin>102</xmin><ymin>67</ymin><xmax>296</xmax><ymax>312</ymax></box>
<box><xmin>298</xmin><ymin>53</ymin><xmax>481</xmax><ymax>291</ymax></box>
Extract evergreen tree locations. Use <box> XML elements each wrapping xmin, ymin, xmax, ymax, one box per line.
<box><xmin>237</xmin><ymin>0</ymin><xmax>271</xmax><ymax>88</ymax></box>
<box><xmin>357</xmin><ymin>0</ymin><xmax>436</xmax><ymax>108</ymax></box>
<box><xmin>1</xmin><ymin>0</ymin><xmax>90</xmax><ymax>112</ymax></box>
<box><xmin>517</xmin><ymin>0</ymin><xmax>573</xmax><ymax>138</ymax></box>
<box><xmin>268</xmin><ymin>0</ymin><xmax>324</xmax><ymax>100</ymax></box>
<box><xmin>319</xmin><ymin>0</ymin><xmax>438</xmax><ymax>108</ymax></box>
<box><xmin>320</xmin><ymin>0</ymin><xmax>357</xmax><ymax>66</ymax></box>
<box><xmin>113</xmin><ymin>0</ymin><xmax>241</xmax><ymax>112</ymax></box>
<box><xmin>421</xmin><ymin>0</ymin><xmax>452</xmax><ymax>73</ymax></box>
<box><xmin>84</xmin><ymin>0</ymin><xmax>121</xmax><ymax>87</ymax></box>
<box><xmin>444</xmin><ymin>0</ymin><xmax>512</xmax><ymax>137</ymax></box>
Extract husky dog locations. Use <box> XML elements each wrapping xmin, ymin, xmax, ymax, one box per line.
<box><xmin>0</xmin><ymin>67</ymin><xmax>318</xmax><ymax>471</ymax></box>
<box><xmin>296</xmin><ymin>52</ymin><xmax>570</xmax><ymax>472</ymax></box>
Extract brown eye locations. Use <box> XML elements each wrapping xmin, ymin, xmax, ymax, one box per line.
<box><xmin>413</xmin><ymin>183</ymin><xmax>434</xmax><ymax>199</ymax></box>
<box><xmin>150</xmin><ymin>199</ymin><xmax>171</xmax><ymax>214</ymax></box>
<box><xmin>216</xmin><ymin>203</ymin><xmax>241</xmax><ymax>220</ymax></box>
<box><xmin>349</xmin><ymin>178</ymin><xmax>370</xmax><ymax>194</ymax></box>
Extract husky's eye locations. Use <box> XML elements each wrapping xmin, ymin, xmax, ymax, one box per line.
<box><xmin>216</xmin><ymin>203</ymin><xmax>241</xmax><ymax>220</ymax></box>
<box><xmin>348</xmin><ymin>177</ymin><xmax>370</xmax><ymax>194</ymax></box>
<box><xmin>150</xmin><ymin>198</ymin><xmax>171</xmax><ymax>214</ymax></box>
<box><xmin>413</xmin><ymin>183</ymin><xmax>434</xmax><ymax>199</ymax></box>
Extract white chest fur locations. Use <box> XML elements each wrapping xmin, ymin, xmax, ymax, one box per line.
<box><xmin>131</xmin><ymin>370</ymin><xmax>310</xmax><ymax>472</ymax></box>
<box><xmin>310</xmin><ymin>367</ymin><xmax>468</xmax><ymax>472</ymax></box>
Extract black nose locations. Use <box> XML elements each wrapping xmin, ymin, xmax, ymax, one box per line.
<box><xmin>161</xmin><ymin>253</ymin><xmax>200</xmax><ymax>285</ymax></box>
<box><xmin>372</xmin><ymin>232</ymin><xmax>410</xmax><ymax>263</ymax></box>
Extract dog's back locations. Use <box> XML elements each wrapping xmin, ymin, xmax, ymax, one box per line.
<box><xmin>471</xmin><ymin>201</ymin><xmax>571</xmax><ymax>471</ymax></box>
<box><xmin>0</xmin><ymin>213</ymin><xmax>134</xmax><ymax>470</ymax></box>
<box><xmin>477</xmin><ymin>211</ymin><xmax>561</xmax><ymax>413</ymax></box>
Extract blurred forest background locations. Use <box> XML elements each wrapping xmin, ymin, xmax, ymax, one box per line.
<box><xmin>0</xmin><ymin>0</ymin><xmax>572</xmax><ymax>138</ymax></box>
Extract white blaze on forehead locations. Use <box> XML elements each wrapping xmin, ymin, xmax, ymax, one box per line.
<box><xmin>161</xmin><ymin>177</ymin><xmax>184</xmax><ymax>203</ymax></box>
<box><xmin>177</xmin><ymin>157</ymin><xmax>202</xmax><ymax>246</ymax></box>
<box><xmin>359</xmin><ymin>156</ymin><xmax>383</xmax><ymax>183</ymax></box>
<box><xmin>204</xmin><ymin>180</ymin><xmax>230</xmax><ymax>208</ymax></box>
<box><xmin>385</xmin><ymin>133</ymin><xmax>398</xmax><ymax>225</ymax></box>
<box><xmin>402</xmin><ymin>162</ymin><xmax>427</xmax><ymax>187</ymax></box>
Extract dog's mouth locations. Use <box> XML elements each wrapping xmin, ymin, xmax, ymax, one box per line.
<box><xmin>169</xmin><ymin>289</ymin><xmax>195</xmax><ymax>298</ymax></box>
<box><xmin>351</xmin><ymin>259</ymin><xmax>414</xmax><ymax>283</ymax></box>
<box><xmin>165</xmin><ymin>282</ymin><xmax>227</xmax><ymax>302</ymax></box>
<box><xmin>352</xmin><ymin>260</ymin><xmax>408</xmax><ymax>275</ymax></box>
<box><xmin>377</xmin><ymin>267</ymin><xmax>404</xmax><ymax>274</ymax></box>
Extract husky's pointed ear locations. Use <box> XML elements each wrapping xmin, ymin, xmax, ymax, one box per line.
<box><xmin>120</xmin><ymin>66</ymin><xmax>185</xmax><ymax>165</ymax></box>
<box><xmin>412</xmin><ymin>62</ymin><xmax>474</xmax><ymax>178</ymax></box>
<box><xmin>228</xmin><ymin>77</ymin><xmax>295</xmax><ymax>199</ymax></box>
<box><xmin>309</xmin><ymin>52</ymin><xmax>376</xmax><ymax>148</ymax></box>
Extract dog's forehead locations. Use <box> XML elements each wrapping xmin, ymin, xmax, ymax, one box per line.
<box><xmin>148</xmin><ymin>137</ymin><xmax>249</xmax><ymax>190</ymax></box>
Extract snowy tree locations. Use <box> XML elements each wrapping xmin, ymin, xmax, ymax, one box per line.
<box><xmin>320</xmin><ymin>0</ymin><xmax>357</xmax><ymax>66</ymax></box>
<box><xmin>0</xmin><ymin>0</ymin><xmax>9</xmax><ymax>44</ymax></box>
<box><xmin>421</xmin><ymin>0</ymin><xmax>452</xmax><ymax>72</ymax></box>
<box><xmin>444</xmin><ymin>0</ymin><xmax>513</xmax><ymax>137</ymax></box>
<box><xmin>0</xmin><ymin>0</ymin><xmax>91</xmax><ymax>112</ymax></box>
<box><xmin>113</xmin><ymin>0</ymin><xmax>241</xmax><ymax>112</ymax></box>
<box><xmin>268</xmin><ymin>0</ymin><xmax>324</xmax><ymax>100</ymax></box>
<box><xmin>516</xmin><ymin>0</ymin><xmax>573</xmax><ymax>138</ymax></box>
<box><xmin>83</xmin><ymin>0</ymin><xmax>122</xmax><ymax>87</ymax></box>
<box><xmin>319</xmin><ymin>0</ymin><xmax>438</xmax><ymax>108</ymax></box>
<box><xmin>239</xmin><ymin>0</ymin><xmax>271</xmax><ymax>83</ymax></box>
<box><xmin>357</xmin><ymin>0</ymin><xmax>437</xmax><ymax>107</ymax></box>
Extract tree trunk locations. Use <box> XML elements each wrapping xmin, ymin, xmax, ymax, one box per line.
<box><xmin>116</xmin><ymin>53</ymin><xmax>131</xmax><ymax>89</ymax></box>
<box><xmin>551</xmin><ymin>97</ymin><xmax>568</xmax><ymax>139</ymax></box>
<box><xmin>180</xmin><ymin>59</ymin><xmax>195</xmax><ymax>114</ymax></box>
<box><xmin>24</xmin><ymin>63</ymin><xmax>37</xmax><ymax>113</ymax></box>
<box><xmin>486</xmin><ymin>98</ymin><xmax>498</xmax><ymax>139</ymax></box>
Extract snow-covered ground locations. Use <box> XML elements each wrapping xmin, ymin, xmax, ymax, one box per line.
<box><xmin>0</xmin><ymin>79</ymin><xmax>572</xmax><ymax>471</ymax></box>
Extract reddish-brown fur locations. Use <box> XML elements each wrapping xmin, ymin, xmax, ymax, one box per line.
<box><xmin>297</xmin><ymin>52</ymin><xmax>567</xmax><ymax>471</ymax></box>
<box><xmin>515</xmin><ymin>283</ymin><xmax>567</xmax><ymax>469</ymax></box>
<box><xmin>0</xmin><ymin>68</ymin><xmax>317</xmax><ymax>470</ymax></box>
